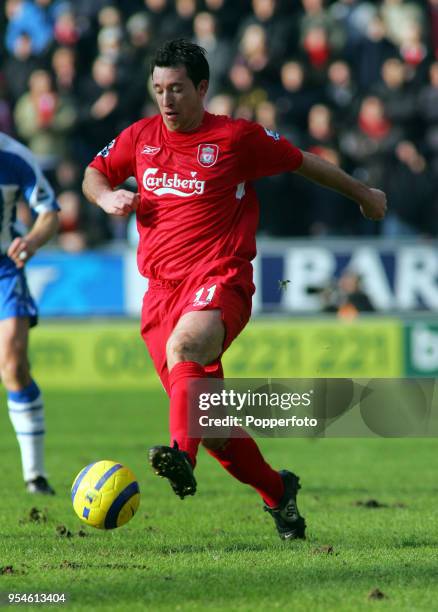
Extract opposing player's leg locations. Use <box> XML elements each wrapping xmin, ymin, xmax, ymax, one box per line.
<box><xmin>149</xmin><ymin>309</ymin><xmax>224</xmax><ymax>499</ymax></box>
<box><xmin>0</xmin><ymin>316</ymin><xmax>54</xmax><ymax>495</ymax></box>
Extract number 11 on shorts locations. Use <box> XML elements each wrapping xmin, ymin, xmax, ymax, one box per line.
<box><xmin>194</xmin><ymin>284</ymin><xmax>216</xmax><ymax>305</ymax></box>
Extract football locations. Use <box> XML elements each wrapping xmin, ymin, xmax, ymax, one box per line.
<box><xmin>71</xmin><ymin>460</ymin><xmax>140</xmax><ymax>530</ymax></box>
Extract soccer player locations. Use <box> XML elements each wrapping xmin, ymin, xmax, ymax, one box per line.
<box><xmin>0</xmin><ymin>132</ymin><xmax>59</xmax><ymax>495</ymax></box>
<box><xmin>83</xmin><ymin>39</ymin><xmax>387</xmax><ymax>540</ymax></box>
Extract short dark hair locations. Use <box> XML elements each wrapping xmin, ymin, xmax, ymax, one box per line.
<box><xmin>151</xmin><ymin>39</ymin><xmax>209</xmax><ymax>87</ymax></box>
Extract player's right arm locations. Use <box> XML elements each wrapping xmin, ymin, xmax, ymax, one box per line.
<box><xmin>82</xmin><ymin>127</ymin><xmax>139</xmax><ymax>217</ymax></box>
<box><xmin>82</xmin><ymin>167</ymin><xmax>139</xmax><ymax>216</ymax></box>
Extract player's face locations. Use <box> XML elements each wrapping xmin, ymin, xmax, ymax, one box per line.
<box><xmin>152</xmin><ymin>65</ymin><xmax>208</xmax><ymax>132</ymax></box>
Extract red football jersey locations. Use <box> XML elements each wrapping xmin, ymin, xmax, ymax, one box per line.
<box><xmin>89</xmin><ymin>111</ymin><xmax>303</xmax><ymax>280</ymax></box>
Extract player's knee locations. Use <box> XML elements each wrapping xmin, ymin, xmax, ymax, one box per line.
<box><xmin>201</xmin><ymin>437</ymin><xmax>229</xmax><ymax>452</ymax></box>
<box><xmin>166</xmin><ymin>332</ymin><xmax>202</xmax><ymax>363</ymax></box>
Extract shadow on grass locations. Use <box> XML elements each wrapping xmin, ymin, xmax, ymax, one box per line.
<box><xmin>144</xmin><ymin>542</ymin><xmax>279</xmax><ymax>555</ymax></box>
<box><xmin>396</xmin><ymin>539</ymin><xmax>438</xmax><ymax>548</ymax></box>
<box><xmin>46</xmin><ymin>561</ymin><xmax>438</xmax><ymax>608</ymax></box>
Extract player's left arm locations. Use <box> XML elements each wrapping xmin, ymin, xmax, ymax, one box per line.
<box><xmin>8</xmin><ymin>210</ymin><xmax>59</xmax><ymax>269</ymax></box>
<box><xmin>294</xmin><ymin>151</ymin><xmax>387</xmax><ymax>221</ymax></box>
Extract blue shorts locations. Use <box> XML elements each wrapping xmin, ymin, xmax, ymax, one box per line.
<box><xmin>0</xmin><ymin>256</ymin><xmax>38</xmax><ymax>327</ymax></box>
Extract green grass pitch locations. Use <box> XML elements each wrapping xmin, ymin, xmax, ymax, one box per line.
<box><xmin>0</xmin><ymin>389</ymin><xmax>437</xmax><ymax>611</ymax></box>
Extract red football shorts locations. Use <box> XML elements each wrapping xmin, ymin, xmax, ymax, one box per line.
<box><xmin>140</xmin><ymin>256</ymin><xmax>255</xmax><ymax>395</ymax></box>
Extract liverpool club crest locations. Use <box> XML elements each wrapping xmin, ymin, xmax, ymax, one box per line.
<box><xmin>197</xmin><ymin>144</ymin><xmax>219</xmax><ymax>167</ymax></box>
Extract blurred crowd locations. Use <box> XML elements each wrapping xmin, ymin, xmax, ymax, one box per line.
<box><xmin>1</xmin><ymin>0</ymin><xmax>438</xmax><ymax>250</ymax></box>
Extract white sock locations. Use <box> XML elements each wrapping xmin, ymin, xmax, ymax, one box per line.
<box><xmin>7</xmin><ymin>380</ymin><xmax>46</xmax><ymax>482</ymax></box>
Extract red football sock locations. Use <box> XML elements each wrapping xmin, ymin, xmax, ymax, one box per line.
<box><xmin>169</xmin><ymin>361</ymin><xmax>206</xmax><ymax>467</ymax></box>
<box><xmin>205</xmin><ymin>433</ymin><xmax>285</xmax><ymax>508</ymax></box>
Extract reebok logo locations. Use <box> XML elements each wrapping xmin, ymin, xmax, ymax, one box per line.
<box><xmin>142</xmin><ymin>168</ymin><xmax>205</xmax><ymax>197</ymax></box>
<box><xmin>141</xmin><ymin>145</ymin><xmax>161</xmax><ymax>155</ymax></box>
